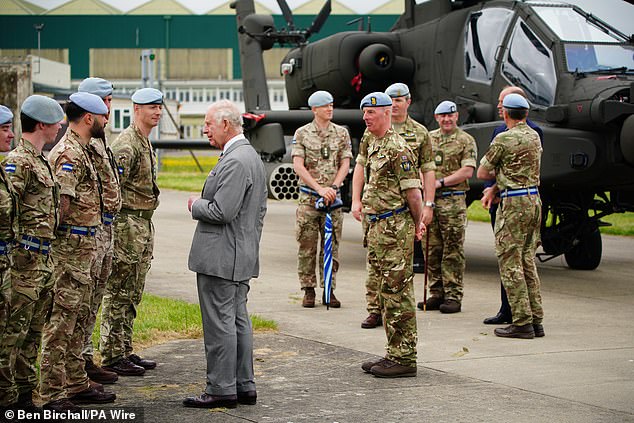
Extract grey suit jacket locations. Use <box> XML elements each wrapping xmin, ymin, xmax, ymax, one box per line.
<box><xmin>188</xmin><ymin>138</ymin><xmax>268</xmax><ymax>281</ymax></box>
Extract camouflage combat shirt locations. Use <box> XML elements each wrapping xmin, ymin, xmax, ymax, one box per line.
<box><xmin>112</xmin><ymin>124</ymin><xmax>160</xmax><ymax>211</ymax></box>
<box><xmin>3</xmin><ymin>138</ymin><xmax>59</xmax><ymax>239</ymax></box>
<box><xmin>356</xmin><ymin>128</ymin><xmax>421</xmax><ymax>215</ymax></box>
<box><xmin>392</xmin><ymin>115</ymin><xmax>436</xmax><ymax>173</ymax></box>
<box><xmin>48</xmin><ymin>128</ymin><xmax>102</xmax><ymax>227</ymax></box>
<box><xmin>479</xmin><ymin>121</ymin><xmax>541</xmax><ymax>191</ymax></box>
<box><xmin>0</xmin><ymin>166</ymin><xmax>18</xmax><ymax>241</ymax></box>
<box><xmin>90</xmin><ymin>137</ymin><xmax>121</xmax><ymax>214</ymax></box>
<box><xmin>430</xmin><ymin>127</ymin><xmax>478</xmax><ymax>192</ymax></box>
<box><xmin>291</xmin><ymin>120</ymin><xmax>352</xmax><ymax>205</ymax></box>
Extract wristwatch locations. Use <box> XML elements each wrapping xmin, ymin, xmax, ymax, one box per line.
<box><xmin>425</xmin><ymin>201</ymin><xmax>435</xmax><ymax>209</ymax></box>
<box><xmin>439</xmin><ymin>178</ymin><xmax>445</xmax><ymax>187</ymax></box>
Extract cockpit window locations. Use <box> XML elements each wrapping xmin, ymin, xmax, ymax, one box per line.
<box><xmin>564</xmin><ymin>43</ymin><xmax>634</xmax><ymax>73</ymax></box>
<box><xmin>532</xmin><ymin>5</ymin><xmax>622</xmax><ymax>43</ymax></box>
<box><xmin>464</xmin><ymin>8</ymin><xmax>513</xmax><ymax>83</ymax></box>
<box><xmin>502</xmin><ymin>20</ymin><xmax>557</xmax><ymax>107</ymax></box>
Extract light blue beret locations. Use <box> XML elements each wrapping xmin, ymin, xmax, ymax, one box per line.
<box><xmin>69</xmin><ymin>92</ymin><xmax>108</xmax><ymax>115</ymax></box>
<box><xmin>360</xmin><ymin>92</ymin><xmax>392</xmax><ymax>109</ymax></box>
<box><xmin>131</xmin><ymin>88</ymin><xmax>164</xmax><ymax>105</ymax></box>
<box><xmin>385</xmin><ymin>83</ymin><xmax>410</xmax><ymax>98</ymax></box>
<box><xmin>434</xmin><ymin>100</ymin><xmax>457</xmax><ymax>115</ymax></box>
<box><xmin>78</xmin><ymin>77</ymin><xmax>113</xmax><ymax>99</ymax></box>
<box><xmin>503</xmin><ymin>93</ymin><xmax>530</xmax><ymax>109</ymax></box>
<box><xmin>0</xmin><ymin>105</ymin><xmax>13</xmax><ymax>125</ymax></box>
<box><xmin>21</xmin><ymin>95</ymin><xmax>64</xmax><ymax>124</ymax></box>
<box><xmin>308</xmin><ymin>91</ymin><xmax>333</xmax><ymax>108</ymax></box>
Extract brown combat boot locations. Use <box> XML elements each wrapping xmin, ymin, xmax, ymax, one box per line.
<box><xmin>85</xmin><ymin>359</ymin><xmax>118</xmax><ymax>384</ymax></box>
<box><xmin>361</xmin><ymin>313</ymin><xmax>382</xmax><ymax>329</ymax></box>
<box><xmin>439</xmin><ymin>299</ymin><xmax>461</xmax><ymax>314</ymax></box>
<box><xmin>302</xmin><ymin>287</ymin><xmax>316</xmax><ymax>308</ymax></box>
<box><xmin>494</xmin><ymin>324</ymin><xmax>535</xmax><ymax>339</ymax></box>
<box><xmin>370</xmin><ymin>359</ymin><xmax>417</xmax><ymax>378</ymax></box>
<box><xmin>323</xmin><ymin>290</ymin><xmax>341</xmax><ymax>308</ymax></box>
<box><xmin>418</xmin><ymin>296</ymin><xmax>443</xmax><ymax>311</ymax></box>
<box><xmin>361</xmin><ymin>357</ymin><xmax>388</xmax><ymax>373</ymax></box>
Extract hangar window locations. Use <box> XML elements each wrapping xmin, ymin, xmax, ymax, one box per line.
<box><xmin>502</xmin><ymin>20</ymin><xmax>557</xmax><ymax>107</ymax></box>
<box><xmin>112</xmin><ymin>108</ymin><xmax>131</xmax><ymax>132</ymax></box>
<box><xmin>464</xmin><ymin>8</ymin><xmax>513</xmax><ymax>83</ymax></box>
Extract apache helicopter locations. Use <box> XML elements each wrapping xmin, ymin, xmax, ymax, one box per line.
<box><xmin>232</xmin><ymin>0</ymin><xmax>634</xmax><ymax>270</ymax></box>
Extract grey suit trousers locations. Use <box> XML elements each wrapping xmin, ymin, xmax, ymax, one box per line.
<box><xmin>196</xmin><ymin>273</ymin><xmax>255</xmax><ymax>396</ymax></box>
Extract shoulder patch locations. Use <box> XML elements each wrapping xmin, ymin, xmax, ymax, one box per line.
<box><xmin>61</xmin><ymin>163</ymin><xmax>74</xmax><ymax>172</ymax></box>
<box><xmin>117</xmin><ymin>166</ymin><xmax>124</xmax><ymax>175</ymax></box>
<box><xmin>400</xmin><ymin>155</ymin><xmax>412</xmax><ymax>171</ymax></box>
<box><xmin>291</xmin><ymin>138</ymin><xmax>297</xmax><ymax>144</ymax></box>
<box><xmin>5</xmin><ymin>164</ymin><xmax>16</xmax><ymax>173</ymax></box>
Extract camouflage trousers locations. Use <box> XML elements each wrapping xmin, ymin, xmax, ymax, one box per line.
<box><xmin>0</xmin><ymin>254</ymin><xmax>10</xmax><ymax>339</ymax></box>
<box><xmin>366</xmin><ymin>212</ymin><xmax>417</xmax><ymax>367</ymax></box>
<box><xmin>295</xmin><ymin>205</ymin><xmax>343</xmax><ymax>289</ymax></box>
<box><xmin>39</xmin><ymin>233</ymin><xmax>97</xmax><ymax>403</ymax></box>
<box><xmin>426</xmin><ymin>195</ymin><xmax>467</xmax><ymax>302</ymax></box>
<box><xmin>0</xmin><ymin>246</ymin><xmax>54</xmax><ymax>406</ymax></box>
<box><xmin>100</xmin><ymin>215</ymin><xmax>154</xmax><ymax>365</ymax></box>
<box><xmin>83</xmin><ymin>223</ymin><xmax>115</xmax><ymax>360</ymax></box>
<box><xmin>495</xmin><ymin>196</ymin><xmax>544</xmax><ymax>326</ymax></box>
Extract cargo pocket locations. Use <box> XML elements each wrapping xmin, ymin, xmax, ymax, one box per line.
<box><xmin>54</xmin><ymin>268</ymin><xmax>90</xmax><ymax>312</ymax></box>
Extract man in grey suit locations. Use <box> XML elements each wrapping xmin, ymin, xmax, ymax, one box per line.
<box><xmin>183</xmin><ymin>100</ymin><xmax>267</xmax><ymax>409</ymax></box>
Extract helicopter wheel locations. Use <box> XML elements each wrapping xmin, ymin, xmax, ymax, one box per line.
<box><xmin>564</xmin><ymin>227</ymin><xmax>602</xmax><ymax>270</ymax></box>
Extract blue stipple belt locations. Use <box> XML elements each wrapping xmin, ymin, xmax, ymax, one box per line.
<box><xmin>57</xmin><ymin>224</ymin><xmax>97</xmax><ymax>237</ymax></box>
<box><xmin>499</xmin><ymin>186</ymin><xmax>539</xmax><ymax>198</ymax></box>
<box><xmin>17</xmin><ymin>235</ymin><xmax>51</xmax><ymax>255</ymax></box>
<box><xmin>438</xmin><ymin>190</ymin><xmax>466</xmax><ymax>198</ymax></box>
<box><xmin>368</xmin><ymin>206</ymin><xmax>409</xmax><ymax>222</ymax></box>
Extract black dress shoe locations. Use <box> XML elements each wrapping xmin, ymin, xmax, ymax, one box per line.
<box><xmin>237</xmin><ymin>391</ymin><xmax>257</xmax><ymax>405</ymax></box>
<box><xmin>128</xmin><ymin>354</ymin><xmax>157</xmax><ymax>370</ymax></box>
<box><xmin>183</xmin><ymin>393</ymin><xmax>237</xmax><ymax>409</ymax></box>
<box><xmin>102</xmin><ymin>357</ymin><xmax>145</xmax><ymax>376</ymax></box>
<box><xmin>533</xmin><ymin>323</ymin><xmax>545</xmax><ymax>338</ymax></box>
<box><xmin>483</xmin><ymin>312</ymin><xmax>512</xmax><ymax>325</ymax></box>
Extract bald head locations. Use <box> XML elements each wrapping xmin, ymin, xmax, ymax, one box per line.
<box><xmin>498</xmin><ymin>86</ymin><xmax>527</xmax><ymax>118</ymax></box>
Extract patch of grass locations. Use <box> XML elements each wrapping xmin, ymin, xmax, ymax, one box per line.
<box><xmin>157</xmin><ymin>155</ymin><xmax>217</xmax><ymax>192</ymax></box>
<box><xmin>157</xmin><ymin>172</ymin><xmax>209</xmax><ymax>192</ymax></box>
<box><xmin>93</xmin><ymin>293</ymin><xmax>277</xmax><ymax>353</ymax></box>
<box><xmin>467</xmin><ymin>200</ymin><xmax>634</xmax><ymax>236</ymax></box>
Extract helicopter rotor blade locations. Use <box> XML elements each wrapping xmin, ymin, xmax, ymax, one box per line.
<box><xmin>276</xmin><ymin>0</ymin><xmax>295</xmax><ymax>30</ymax></box>
<box><xmin>306</xmin><ymin>0</ymin><xmax>331</xmax><ymax>37</ymax></box>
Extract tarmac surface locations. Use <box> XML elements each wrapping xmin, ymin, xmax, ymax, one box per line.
<box><xmin>90</xmin><ymin>190</ymin><xmax>633</xmax><ymax>422</ymax></box>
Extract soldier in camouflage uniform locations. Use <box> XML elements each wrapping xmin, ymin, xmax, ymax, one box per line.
<box><xmin>421</xmin><ymin>101</ymin><xmax>477</xmax><ymax>314</ymax></box>
<box><xmin>477</xmin><ymin>93</ymin><xmax>544</xmax><ymax>339</ymax></box>
<box><xmin>0</xmin><ymin>96</ymin><xmax>62</xmax><ymax>411</ymax></box>
<box><xmin>0</xmin><ymin>106</ymin><xmax>18</xmax><ymax>341</ymax></box>
<box><xmin>361</xmin><ymin>83</ymin><xmax>436</xmax><ymax>329</ymax></box>
<box><xmin>100</xmin><ymin>88</ymin><xmax>163</xmax><ymax>376</ymax></box>
<box><xmin>291</xmin><ymin>91</ymin><xmax>352</xmax><ymax>308</ymax></box>
<box><xmin>351</xmin><ymin>92</ymin><xmax>424</xmax><ymax>378</ymax></box>
<box><xmin>78</xmin><ymin>78</ymin><xmax>121</xmax><ymax>385</ymax></box>
<box><xmin>39</xmin><ymin>93</ymin><xmax>116</xmax><ymax>409</ymax></box>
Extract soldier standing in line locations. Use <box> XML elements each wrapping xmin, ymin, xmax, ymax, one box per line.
<box><xmin>351</xmin><ymin>92</ymin><xmax>425</xmax><ymax>378</ymax></box>
<box><xmin>419</xmin><ymin>101</ymin><xmax>477</xmax><ymax>314</ymax></box>
<box><xmin>477</xmin><ymin>93</ymin><xmax>544</xmax><ymax>339</ymax></box>
<box><xmin>361</xmin><ymin>83</ymin><xmax>436</xmax><ymax>329</ymax></box>
<box><xmin>0</xmin><ymin>96</ymin><xmax>62</xmax><ymax>412</ymax></box>
<box><xmin>77</xmin><ymin>78</ymin><xmax>121</xmax><ymax>386</ymax></box>
<box><xmin>100</xmin><ymin>88</ymin><xmax>163</xmax><ymax>375</ymax></box>
<box><xmin>292</xmin><ymin>90</ymin><xmax>352</xmax><ymax>308</ymax></box>
<box><xmin>0</xmin><ymin>106</ymin><xmax>18</xmax><ymax>340</ymax></box>
<box><xmin>39</xmin><ymin>92</ymin><xmax>116</xmax><ymax>410</ymax></box>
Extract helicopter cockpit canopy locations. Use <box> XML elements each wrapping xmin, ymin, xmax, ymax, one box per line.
<box><xmin>531</xmin><ymin>3</ymin><xmax>634</xmax><ymax>74</ymax></box>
